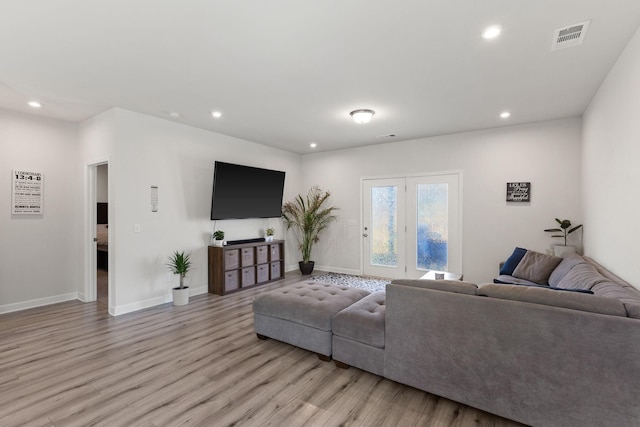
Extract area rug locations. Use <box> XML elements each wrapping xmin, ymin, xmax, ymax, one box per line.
<box><xmin>306</xmin><ymin>272</ymin><xmax>390</xmax><ymax>293</ymax></box>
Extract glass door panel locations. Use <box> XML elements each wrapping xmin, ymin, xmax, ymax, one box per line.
<box><xmin>416</xmin><ymin>182</ymin><xmax>448</xmax><ymax>271</ymax></box>
<box><xmin>363</xmin><ymin>178</ymin><xmax>405</xmax><ymax>278</ymax></box>
<box><xmin>371</xmin><ymin>185</ymin><xmax>398</xmax><ymax>267</ymax></box>
<box><xmin>407</xmin><ymin>174</ymin><xmax>461</xmax><ymax>278</ymax></box>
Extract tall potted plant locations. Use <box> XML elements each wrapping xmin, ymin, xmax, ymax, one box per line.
<box><xmin>544</xmin><ymin>218</ymin><xmax>582</xmax><ymax>256</ymax></box>
<box><xmin>167</xmin><ymin>250</ymin><xmax>192</xmax><ymax>306</ymax></box>
<box><xmin>282</xmin><ymin>186</ymin><xmax>338</xmax><ymax>275</ymax></box>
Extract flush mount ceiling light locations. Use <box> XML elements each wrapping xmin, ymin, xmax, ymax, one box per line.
<box><xmin>350</xmin><ymin>109</ymin><xmax>375</xmax><ymax>124</ymax></box>
<box><xmin>482</xmin><ymin>25</ymin><xmax>502</xmax><ymax>40</ymax></box>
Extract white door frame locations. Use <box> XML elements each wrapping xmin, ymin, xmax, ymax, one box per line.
<box><xmin>84</xmin><ymin>158</ymin><xmax>112</xmax><ymax>312</ymax></box>
<box><xmin>361</xmin><ymin>170</ymin><xmax>463</xmax><ymax>279</ymax></box>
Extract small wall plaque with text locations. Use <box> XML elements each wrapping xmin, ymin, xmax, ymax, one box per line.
<box><xmin>506</xmin><ymin>182</ymin><xmax>530</xmax><ymax>202</ymax></box>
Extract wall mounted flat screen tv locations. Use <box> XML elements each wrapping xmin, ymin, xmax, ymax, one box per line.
<box><xmin>210</xmin><ymin>161</ymin><xmax>286</xmax><ymax>220</ymax></box>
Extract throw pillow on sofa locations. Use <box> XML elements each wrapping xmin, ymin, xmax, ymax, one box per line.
<box><xmin>555</xmin><ymin>262</ymin><xmax>607</xmax><ymax>291</ymax></box>
<box><xmin>499</xmin><ymin>247</ymin><xmax>528</xmax><ymax>275</ymax></box>
<box><xmin>512</xmin><ymin>250</ymin><xmax>563</xmax><ymax>285</ymax></box>
<box><xmin>547</xmin><ymin>253</ymin><xmax>588</xmax><ymax>286</ymax></box>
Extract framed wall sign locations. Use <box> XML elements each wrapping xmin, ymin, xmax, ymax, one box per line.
<box><xmin>506</xmin><ymin>182</ymin><xmax>530</xmax><ymax>202</ymax></box>
<box><xmin>12</xmin><ymin>170</ymin><xmax>44</xmax><ymax>214</ymax></box>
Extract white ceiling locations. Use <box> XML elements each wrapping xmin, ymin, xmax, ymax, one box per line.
<box><xmin>1</xmin><ymin>1</ymin><xmax>640</xmax><ymax>154</ymax></box>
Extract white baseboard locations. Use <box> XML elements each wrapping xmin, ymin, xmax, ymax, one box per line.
<box><xmin>0</xmin><ymin>292</ymin><xmax>79</xmax><ymax>315</ymax></box>
<box><xmin>111</xmin><ymin>295</ymin><xmax>171</xmax><ymax>316</ymax></box>
<box><xmin>111</xmin><ymin>285</ymin><xmax>209</xmax><ymax>316</ymax></box>
<box><xmin>284</xmin><ymin>263</ymin><xmax>299</xmax><ymax>273</ymax></box>
<box><xmin>189</xmin><ymin>285</ymin><xmax>209</xmax><ymax>297</ymax></box>
<box><xmin>284</xmin><ymin>263</ymin><xmax>361</xmax><ymax>276</ymax></box>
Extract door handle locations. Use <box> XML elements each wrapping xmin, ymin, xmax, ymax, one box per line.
<box><xmin>363</xmin><ymin>233</ymin><xmax>368</xmax><ymax>237</ymax></box>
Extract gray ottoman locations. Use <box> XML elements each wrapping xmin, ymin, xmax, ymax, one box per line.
<box><xmin>332</xmin><ymin>291</ymin><xmax>386</xmax><ymax>375</ymax></box>
<box><xmin>253</xmin><ymin>281</ymin><xmax>370</xmax><ymax>359</ymax></box>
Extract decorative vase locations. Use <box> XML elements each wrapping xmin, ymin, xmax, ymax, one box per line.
<box><xmin>172</xmin><ymin>286</ymin><xmax>190</xmax><ymax>306</ymax></box>
<box><xmin>299</xmin><ymin>261</ymin><xmax>315</xmax><ymax>275</ymax></box>
<box><xmin>554</xmin><ymin>245</ymin><xmax>576</xmax><ymax>257</ymax></box>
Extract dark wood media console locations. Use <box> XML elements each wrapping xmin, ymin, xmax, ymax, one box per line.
<box><xmin>208</xmin><ymin>240</ymin><xmax>285</xmax><ymax>295</ymax></box>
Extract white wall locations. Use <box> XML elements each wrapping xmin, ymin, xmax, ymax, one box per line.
<box><xmin>79</xmin><ymin>108</ymin><xmax>302</xmax><ymax>315</ymax></box>
<box><xmin>583</xmin><ymin>26</ymin><xmax>640</xmax><ymax>288</ymax></box>
<box><xmin>0</xmin><ymin>109</ymin><xmax>82</xmax><ymax>313</ymax></box>
<box><xmin>96</xmin><ymin>164</ymin><xmax>108</xmax><ymax>203</ymax></box>
<box><xmin>301</xmin><ymin>118</ymin><xmax>583</xmax><ymax>284</ymax></box>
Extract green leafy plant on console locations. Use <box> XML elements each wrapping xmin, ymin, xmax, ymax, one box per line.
<box><xmin>544</xmin><ymin>218</ymin><xmax>582</xmax><ymax>246</ymax></box>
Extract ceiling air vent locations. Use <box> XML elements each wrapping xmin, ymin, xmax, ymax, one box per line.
<box><xmin>551</xmin><ymin>20</ymin><xmax>590</xmax><ymax>51</ymax></box>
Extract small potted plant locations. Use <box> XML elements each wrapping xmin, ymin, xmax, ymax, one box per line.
<box><xmin>265</xmin><ymin>227</ymin><xmax>275</xmax><ymax>242</ymax></box>
<box><xmin>167</xmin><ymin>251</ymin><xmax>191</xmax><ymax>306</ymax></box>
<box><xmin>544</xmin><ymin>218</ymin><xmax>582</xmax><ymax>256</ymax></box>
<box><xmin>212</xmin><ymin>230</ymin><xmax>225</xmax><ymax>247</ymax></box>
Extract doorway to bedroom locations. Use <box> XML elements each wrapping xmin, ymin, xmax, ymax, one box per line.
<box><xmin>85</xmin><ymin>160</ymin><xmax>112</xmax><ymax>313</ymax></box>
<box><xmin>96</xmin><ymin>164</ymin><xmax>109</xmax><ymax>309</ymax></box>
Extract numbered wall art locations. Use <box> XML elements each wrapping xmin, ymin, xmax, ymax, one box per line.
<box><xmin>506</xmin><ymin>182</ymin><xmax>530</xmax><ymax>202</ymax></box>
<box><xmin>12</xmin><ymin>170</ymin><xmax>44</xmax><ymax>214</ymax></box>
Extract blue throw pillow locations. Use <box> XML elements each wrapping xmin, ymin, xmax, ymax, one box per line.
<box><xmin>499</xmin><ymin>247</ymin><xmax>528</xmax><ymax>275</ymax></box>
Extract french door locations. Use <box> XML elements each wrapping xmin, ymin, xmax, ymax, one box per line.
<box><xmin>363</xmin><ymin>172</ymin><xmax>461</xmax><ymax>279</ymax></box>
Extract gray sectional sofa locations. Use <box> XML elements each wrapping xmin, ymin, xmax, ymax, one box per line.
<box><xmin>254</xmin><ymin>253</ymin><xmax>640</xmax><ymax>426</ymax></box>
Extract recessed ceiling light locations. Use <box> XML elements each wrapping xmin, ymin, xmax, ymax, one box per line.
<box><xmin>309</xmin><ymin>142</ymin><xmax>317</xmax><ymax>148</ymax></box>
<box><xmin>168</xmin><ymin>112</ymin><xmax>182</xmax><ymax>119</ymax></box>
<box><xmin>211</xmin><ymin>111</ymin><xmax>222</xmax><ymax>118</ymax></box>
<box><xmin>482</xmin><ymin>25</ymin><xmax>502</xmax><ymax>40</ymax></box>
<box><xmin>28</xmin><ymin>101</ymin><xmax>41</xmax><ymax>108</ymax></box>
<box><xmin>500</xmin><ymin>111</ymin><xmax>511</xmax><ymax>119</ymax></box>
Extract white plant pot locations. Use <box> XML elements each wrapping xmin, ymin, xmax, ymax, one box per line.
<box><xmin>213</xmin><ymin>239</ymin><xmax>225</xmax><ymax>247</ymax></box>
<box><xmin>265</xmin><ymin>236</ymin><xmax>274</xmax><ymax>242</ymax></box>
<box><xmin>172</xmin><ymin>287</ymin><xmax>190</xmax><ymax>306</ymax></box>
<box><xmin>554</xmin><ymin>245</ymin><xmax>576</xmax><ymax>257</ymax></box>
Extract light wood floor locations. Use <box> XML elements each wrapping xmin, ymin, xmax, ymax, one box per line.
<box><xmin>0</xmin><ymin>273</ymin><xmax>524</xmax><ymax>427</ymax></box>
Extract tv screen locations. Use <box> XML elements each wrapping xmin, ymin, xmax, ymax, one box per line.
<box><xmin>210</xmin><ymin>162</ymin><xmax>286</xmax><ymax>220</ymax></box>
